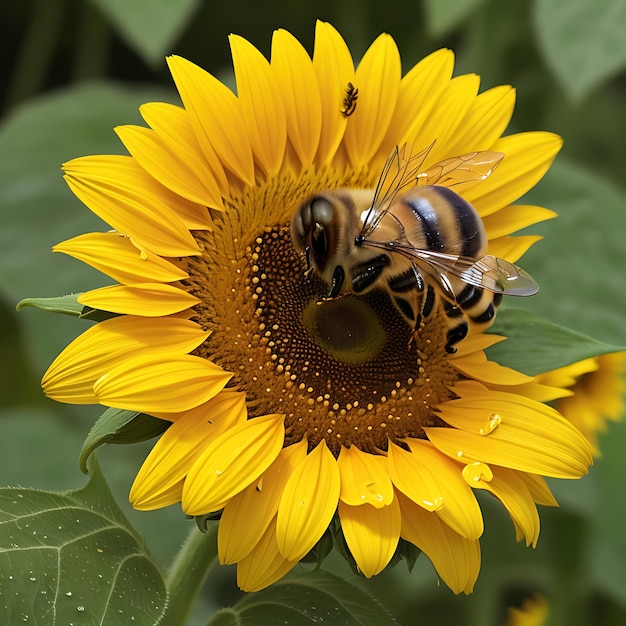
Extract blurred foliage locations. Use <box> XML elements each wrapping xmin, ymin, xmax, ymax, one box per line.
<box><xmin>1</xmin><ymin>0</ymin><xmax>626</xmax><ymax>624</ymax></box>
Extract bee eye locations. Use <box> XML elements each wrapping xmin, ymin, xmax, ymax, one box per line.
<box><xmin>311</xmin><ymin>223</ymin><xmax>328</xmax><ymax>259</ymax></box>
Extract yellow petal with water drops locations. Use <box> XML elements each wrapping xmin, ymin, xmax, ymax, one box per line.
<box><xmin>311</xmin><ymin>20</ymin><xmax>352</xmax><ymax>167</ymax></box>
<box><xmin>219</xmin><ymin>439</ymin><xmax>308</xmax><ymax>564</ymax></box>
<box><xmin>63</xmin><ymin>156</ymin><xmax>200</xmax><ymax>257</ymax></box>
<box><xmin>230</xmin><ymin>34</ymin><xmax>287</xmax><ymax>178</ymax></box>
<box><xmin>426</xmin><ymin>396</ymin><xmax>593</xmax><ymax>479</ymax></box>
<box><xmin>465</xmin><ymin>131</ymin><xmax>563</xmax><ymax>216</ymax></box>
<box><xmin>94</xmin><ymin>354</ymin><xmax>231</xmax><ymax>413</ymax></box>
<box><xmin>166</xmin><ymin>55</ymin><xmax>255</xmax><ymax>188</ymax></box>
<box><xmin>271</xmin><ymin>29</ymin><xmax>322</xmax><ymax>169</ymax></box>
<box><xmin>236</xmin><ymin>517</ymin><xmax>299</xmax><ymax>593</ymax></box>
<box><xmin>115</xmin><ymin>124</ymin><xmax>224</xmax><ymax>212</ymax></box>
<box><xmin>42</xmin><ymin>316</ymin><xmax>209</xmax><ymax>404</ymax></box>
<box><xmin>397</xmin><ymin>491</ymin><xmax>480</xmax><ymax>594</ymax></box>
<box><xmin>182</xmin><ymin>413</ymin><xmax>285</xmax><ymax>516</ymax></box>
<box><xmin>276</xmin><ymin>440</ymin><xmax>340</xmax><ymax>561</ymax></box>
<box><xmin>519</xmin><ymin>473</ymin><xmax>559</xmax><ymax>507</ymax></box>
<box><xmin>54</xmin><ymin>232</ymin><xmax>189</xmax><ymax>285</ymax></box>
<box><xmin>130</xmin><ymin>391</ymin><xmax>246</xmax><ymax>509</ymax></box>
<box><xmin>139</xmin><ymin>101</ymin><xmax>228</xmax><ymax>197</ymax></box>
<box><xmin>405</xmin><ymin>74</ymin><xmax>480</xmax><ymax>168</ymax></box>
<box><xmin>463</xmin><ymin>464</ymin><xmax>540</xmax><ymax>547</ymax></box>
<box><xmin>388</xmin><ymin>440</ymin><xmax>484</xmax><ymax>540</ymax></box>
<box><xmin>338</xmin><ymin>498</ymin><xmax>401</xmax><ymax>578</ymax></box>
<box><xmin>487</xmin><ymin>234</ymin><xmax>543</xmax><ymax>263</ymax></box>
<box><xmin>337</xmin><ymin>445</ymin><xmax>394</xmax><ymax>508</ymax></box>
<box><xmin>343</xmin><ymin>33</ymin><xmax>401</xmax><ymax>169</ymax></box>
<box><xmin>78</xmin><ymin>283</ymin><xmax>199</xmax><ymax>317</ymax></box>
<box><xmin>379</xmin><ymin>48</ymin><xmax>454</xmax><ymax>161</ymax></box>
<box><xmin>442</xmin><ymin>85</ymin><xmax>516</xmax><ymax>157</ymax></box>
<box><xmin>450</xmin><ymin>347</ymin><xmax>532</xmax><ymax>386</ymax></box>
<box><xmin>482</xmin><ymin>205</ymin><xmax>557</xmax><ymax>238</ymax></box>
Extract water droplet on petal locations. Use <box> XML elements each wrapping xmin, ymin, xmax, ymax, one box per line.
<box><xmin>215</xmin><ymin>470</ymin><xmax>223</xmax><ymax>477</ymax></box>
<box><xmin>479</xmin><ymin>413</ymin><xmax>502</xmax><ymax>435</ymax></box>
<box><xmin>462</xmin><ymin>462</ymin><xmax>493</xmax><ymax>485</ymax></box>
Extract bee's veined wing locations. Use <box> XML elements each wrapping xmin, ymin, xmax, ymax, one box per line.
<box><xmin>360</xmin><ymin>143</ymin><xmax>433</xmax><ymax>238</ymax></box>
<box><xmin>360</xmin><ymin>147</ymin><xmax>505</xmax><ymax>239</ymax></box>
<box><xmin>416</xmin><ymin>150</ymin><xmax>505</xmax><ymax>188</ymax></box>
<box><xmin>364</xmin><ymin>240</ymin><xmax>539</xmax><ymax>297</ymax></box>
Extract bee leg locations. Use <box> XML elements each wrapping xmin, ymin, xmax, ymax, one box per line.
<box><xmin>443</xmin><ymin>301</ymin><xmax>467</xmax><ymax>354</ymax></box>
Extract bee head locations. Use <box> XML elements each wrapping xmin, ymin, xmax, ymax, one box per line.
<box><xmin>291</xmin><ymin>194</ymin><xmax>339</xmax><ymax>272</ymax></box>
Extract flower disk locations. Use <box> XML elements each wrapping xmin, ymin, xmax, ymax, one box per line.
<box><xmin>43</xmin><ymin>22</ymin><xmax>593</xmax><ymax>593</ymax></box>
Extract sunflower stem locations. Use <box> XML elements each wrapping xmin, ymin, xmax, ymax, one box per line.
<box><xmin>159</xmin><ymin>523</ymin><xmax>219</xmax><ymax>626</ymax></box>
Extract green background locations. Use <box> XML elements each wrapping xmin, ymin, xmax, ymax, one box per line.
<box><xmin>1</xmin><ymin>0</ymin><xmax>626</xmax><ymax>624</ymax></box>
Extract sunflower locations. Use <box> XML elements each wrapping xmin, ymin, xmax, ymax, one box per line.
<box><xmin>536</xmin><ymin>352</ymin><xmax>626</xmax><ymax>453</ymax></box>
<box><xmin>42</xmin><ymin>22</ymin><xmax>593</xmax><ymax>593</ymax></box>
<box><xmin>504</xmin><ymin>594</ymin><xmax>548</xmax><ymax>626</ymax></box>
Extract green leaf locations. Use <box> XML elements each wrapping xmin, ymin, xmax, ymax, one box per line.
<box><xmin>0</xmin><ymin>82</ymin><xmax>173</xmax><ymax>375</ymax></box>
<box><xmin>424</xmin><ymin>0</ymin><xmax>487</xmax><ymax>37</ymax></box>
<box><xmin>207</xmin><ymin>570</ymin><xmax>398</xmax><ymax>625</ymax></box>
<box><xmin>89</xmin><ymin>0</ymin><xmax>201</xmax><ymax>66</ymax></box>
<box><xmin>487</xmin><ymin>308</ymin><xmax>623</xmax><ymax>375</ymax></box>
<box><xmin>534</xmin><ymin>0</ymin><xmax>626</xmax><ymax>101</ymax></box>
<box><xmin>520</xmin><ymin>159</ymin><xmax>626</xmax><ymax>346</ymax></box>
<box><xmin>0</xmin><ymin>458</ymin><xmax>166</xmax><ymax>625</ymax></box>
<box><xmin>17</xmin><ymin>294</ymin><xmax>84</xmax><ymax>316</ymax></box>
<box><xmin>80</xmin><ymin>409</ymin><xmax>170</xmax><ymax>474</ymax></box>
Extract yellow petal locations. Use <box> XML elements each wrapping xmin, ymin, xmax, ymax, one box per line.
<box><xmin>42</xmin><ymin>316</ymin><xmax>209</xmax><ymax>404</ymax></box>
<box><xmin>218</xmin><ymin>439</ymin><xmax>308</xmax><ymax>564</ymax></box>
<box><xmin>166</xmin><ymin>55</ymin><xmax>255</xmax><ymax>187</ymax></box>
<box><xmin>338</xmin><ymin>498</ymin><xmax>401</xmax><ymax>578</ymax></box>
<box><xmin>139</xmin><ymin>100</ymin><xmax>228</xmax><ymax>197</ymax></box>
<box><xmin>442</xmin><ymin>85</ymin><xmax>516</xmax><ymax>157</ymax></box>
<box><xmin>78</xmin><ymin>283</ymin><xmax>199</xmax><ymax>316</ymax></box>
<box><xmin>276</xmin><ymin>440</ymin><xmax>340</xmax><ymax>561</ymax></box>
<box><xmin>311</xmin><ymin>21</ymin><xmax>352</xmax><ymax>167</ymax></box>
<box><xmin>450</xmin><ymin>347</ymin><xmax>533</xmax><ymax>385</ymax></box>
<box><xmin>482</xmin><ymin>204</ymin><xmax>557</xmax><ymax>239</ymax></box>
<box><xmin>463</xmin><ymin>463</ymin><xmax>540</xmax><ymax>547</ymax></box>
<box><xmin>379</xmin><ymin>48</ymin><xmax>454</xmax><ymax>161</ymax></box>
<box><xmin>130</xmin><ymin>391</ymin><xmax>246</xmax><ymax>509</ymax></box>
<box><xmin>397</xmin><ymin>491</ymin><xmax>480</xmax><ymax>594</ymax></box>
<box><xmin>236</xmin><ymin>517</ymin><xmax>299</xmax><ymax>592</ymax></box>
<box><xmin>343</xmin><ymin>33</ymin><xmax>401</xmax><ymax>168</ymax></box>
<box><xmin>427</xmin><ymin>390</ymin><xmax>593</xmax><ymax>478</ymax></box>
<box><xmin>54</xmin><ymin>232</ymin><xmax>188</xmax><ymax>284</ymax></box>
<box><xmin>115</xmin><ymin>124</ymin><xmax>224</xmax><ymax>211</ymax></box>
<box><xmin>94</xmin><ymin>354</ymin><xmax>231</xmax><ymax>413</ymax></box>
<box><xmin>230</xmin><ymin>34</ymin><xmax>287</xmax><ymax>177</ymax></box>
<box><xmin>182</xmin><ymin>413</ymin><xmax>285</xmax><ymax>515</ymax></box>
<box><xmin>487</xmin><ymin>234</ymin><xmax>543</xmax><ymax>263</ymax></box>
<box><xmin>271</xmin><ymin>29</ymin><xmax>322</xmax><ymax>169</ymax></box>
<box><xmin>337</xmin><ymin>445</ymin><xmax>394</xmax><ymax>508</ymax></box>
<box><xmin>388</xmin><ymin>440</ymin><xmax>484</xmax><ymax>540</ymax></box>
<box><xmin>465</xmin><ymin>132</ymin><xmax>563</xmax><ymax>216</ymax></box>
<box><xmin>63</xmin><ymin>155</ymin><xmax>200</xmax><ymax>257</ymax></box>
<box><xmin>406</xmin><ymin>74</ymin><xmax>480</xmax><ymax>168</ymax></box>
<box><xmin>518</xmin><ymin>473</ymin><xmax>559</xmax><ymax>507</ymax></box>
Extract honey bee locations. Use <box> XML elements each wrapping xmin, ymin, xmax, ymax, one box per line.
<box><xmin>291</xmin><ymin>144</ymin><xmax>539</xmax><ymax>353</ymax></box>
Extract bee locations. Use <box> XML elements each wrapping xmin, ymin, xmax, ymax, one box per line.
<box><xmin>291</xmin><ymin>144</ymin><xmax>539</xmax><ymax>353</ymax></box>
<box><xmin>340</xmin><ymin>82</ymin><xmax>359</xmax><ymax>117</ymax></box>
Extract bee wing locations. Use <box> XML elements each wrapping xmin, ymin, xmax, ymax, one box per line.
<box><xmin>416</xmin><ymin>150</ymin><xmax>505</xmax><ymax>188</ymax></box>
<box><xmin>360</xmin><ymin>143</ymin><xmax>433</xmax><ymax>238</ymax></box>
<box><xmin>361</xmin><ymin>147</ymin><xmax>505</xmax><ymax>239</ymax></box>
<box><xmin>365</xmin><ymin>240</ymin><xmax>539</xmax><ymax>297</ymax></box>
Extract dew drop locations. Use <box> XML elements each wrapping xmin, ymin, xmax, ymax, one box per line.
<box><xmin>479</xmin><ymin>413</ymin><xmax>502</xmax><ymax>435</ymax></box>
<box><xmin>77</xmin><ymin>606</ymin><xmax>85</xmax><ymax>612</ymax></box>
<box><xmin>29</xmin><ymin>576</ymin><xmax>36</xmax><ymax>582</ymax></box>
<box><xmin>215</xmin><ymin>470</ymin><xmax>223</xmax><ymax>477</ymax></box>
<box><xmin>462</xmin><ymin>462</ymin><xmax>493</xmax><ymax>485</ymax></box>
<box><xmin>66</xmin><ymin>591</ymin><xmax>72</xmax><ymax>597</ymax></box>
